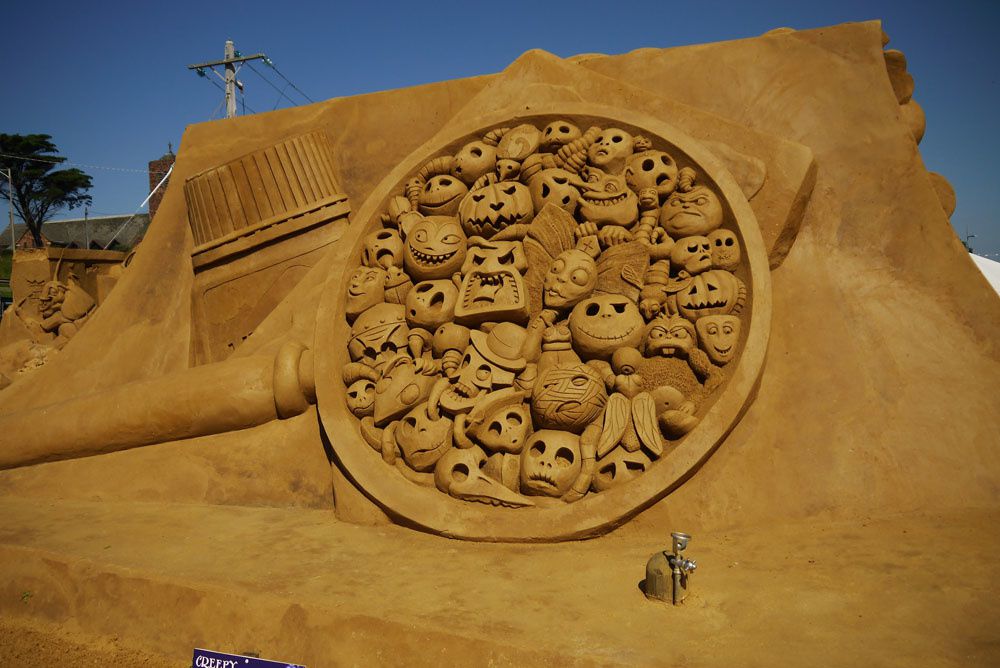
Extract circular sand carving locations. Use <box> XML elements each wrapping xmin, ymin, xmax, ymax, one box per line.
<box><xmin>316</xmin><ymin>105</ymin><xmax>771</xmax><ymax>541</ymax></box>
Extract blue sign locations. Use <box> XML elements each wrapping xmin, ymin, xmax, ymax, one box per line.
<box><xmin>192</xmin><ymin>647</ymin><xmax>305</xmax><ymax>668</ymax></box>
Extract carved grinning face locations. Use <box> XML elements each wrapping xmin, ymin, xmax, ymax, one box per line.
<box><xmin>676</xmin><ymin>270</ymin><xmax>744</xmax><ymax>320</ymax></box>
<box><xmin>405</xmin><ymin>280</ymin><xmax>458</xmax><ymax>330</ymax></box>
<box><xmin>520</xmin><ymin>430</ymin><xmax>582</xmax><ymax>497</ymax></box>
<box><xmin>345</xmin><ymin>379</ymin><xmax>376</xmax><ymax>417</ymax></box>
<box><xmin>362</xmin><ymin>228</ymin><xmax>404</xmax><ymax>269</ymax></box>
<box><xmin>531</xmin><ymin>363</ymin><xmax>608</xmax><ymax>433</ymax></box>
<box><xmin>661</xmin><ymin>186</ymin><xmax>724</xmax><ymax>237</ymax></box>
<box><xmin>543</xmin><ymin>249</ymin><xmax>597</xmax><ymax>310</ymax></box>
<box><xmin>643</xmin><ymin>315</ymin><xmax>696</xmax><ymax>358</ymax></box>
<box><xmin>568</xmin><ymin>294</ymin><xmax>645</xmax><ymax>361</ymax></box>
<box><xmin>624</xmin><ymin>150</ymin><xmax>679</xmax><ymax>199</ymax></box>
<box><xmin>587</xmin><ymin>127</ymin><xmax>634</xmax><ymax>174</ymax></box>
<box><xmin>577</xmin><ymin>168</ymin><xmax>638</xmax><ymax>228</ymax></box>
<box><xmin>346</xmin><ymin>266</ymin><xmax>386</xmax><ymax>320</ymax></box>
<box><xmin>529</xmin><ymin>169</ymin><xmax>581</xmax><ymax>216</ymax></box>
<box><xmin>540</xmin><ymin>120</ymin><xmax>582</xmax><ymax>152</ymax></box>
<box><xmin>452</xmin><ymin>141</ymin><xmax>497</xmax><ymax>186</ymax></box>
<box><xmin>396</xmin><ymin>404</ymin><xmax>454</xmax><ymax>471</ymax></box>
<box><xmin>669</xmin><ymin>236</ymin><xmax>713</xmax><ymax>276</ymax></box>
<box><xmin>418</xmin><ymin>175</ymin><xmax>468</xmax><ymax>217</ymax></box>
<box><xmin>459</xmin><ymin>181</ymin><xmax>534</xmax><ymax>238</ymax></box>
<box><xmin>403</xmin><ymin>216</ymin><xmax>467</xmax><ymax>281</ymax></box>
<box><xmin>708</xmin><ymin>228</ymin><xmax>742</xmax><ymax>272</ymax></box>
<box><xmin>455</xmin><ymin>240</ymin><xmax>529</xmax><ymax>325</ymax></box>
<box><xmin>695</xmin><ymin>314</ymin><xmax>741</xmax><ymax>366</ymax></box>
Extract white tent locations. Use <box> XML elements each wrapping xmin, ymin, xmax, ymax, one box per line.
<box><xmin>972</xmin><ymin>254</ymin><xmax>1000</xmax><ymax>295</ymax></box>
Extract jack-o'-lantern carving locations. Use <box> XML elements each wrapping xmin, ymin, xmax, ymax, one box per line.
<box><xmin>577</xmin><ymin>168</ymin><xmax>638</xmax><ymax>228</ymax></box>
<box><xmin>452</xmin><ymin>141</ymin><xmax>497</xmax><ymax>186</ymax></box>
<box><xmin>458</xmin><ymin>182</ymin><xmax>534</xmax><ymax>239</ymax></box>
<box><xmin>529</xmin><ymin>168</ymin><xmax>581</xmax><ymax>216</ymax></box>
<box><xmin>661</xmin><ymin>185</ymin><xmax>724</xmax><ymax>237</ymax></box>
<box><xmin>695</xmin><ymin>314</ymin><xmax>741</xmax><ymax>366</ymax></box>
<box><xmin>402</xmin><ymin>216</ymin><xmax>467</xmax><ymax>281</ymax></box>
<box><xmin>568</xmin><ymin>294</ymin><xmax>645</xmax><ymax>361</ymax></box>
<box><xmin>708</xmin><ymin>228</ymin><xmax>742</xmax><ymax>272</ymax></box>
<box><xmin>587</xmin><ymin>127</ymin><xmax>634</xmax><ymax>174</ymax></box>
<box><xmin>417</xmin><ymin>174</ymin><xmax>468</xmax><ymax>217</ymax></box>
<box><xmin>520</xmin><ymin>430</ymin><xmax>582</xmax><ymax>497</ymax></box>
<box><xmin>675</xmin><ymin>269</ymin><xmax>745</xmax><ymax>320</ymax></box>
<box><xmin>624</xmin><ymin>150</ymin><xmax>679</xmax><ymax>200</ymax></box>
<box><xmin>405</xmin><ymin>280</ymin><xmax>459</xmax><ymax>330</ymax></box>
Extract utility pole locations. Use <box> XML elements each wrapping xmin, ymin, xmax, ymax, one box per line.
<box><xmin>188</xmin><ymin>41</ymin><xmax>268</xmax><ymax>119</ymax></box>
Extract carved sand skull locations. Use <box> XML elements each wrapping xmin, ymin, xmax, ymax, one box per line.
<box><xmin>708</xmin><ymin>228</ymin><xmax>742</xmax><ymax>271</ymax></box>
<box><xmin>435</xmin><ymin>446</ymin><xmax>533</xmax><ymax>507</ymax></box>
<box><xmin>543</xmin><ymin>249</ymin><xmax>598</xmax><ymax>311</ymax></box>
<box><xmin>418</xmin><ymin>174</ymin><xmax>468</xmax><ymax>217</ymax></box>
<box><xmin>405</xmin><ymin>280</ymin><xmax>459</xmax><ymax>330</ymax></box>
<box><xmin>402</xmin><ymin>215</ymin><xmax>468</xmax><ymax>281</ymax></box>
<box><xmin>587</xmin><ymin>127</ymin><xmax>635</xmax><ymax>174</ymax></box>
<box><xmin>592</xmin><ymin>447</ymin><xmax>651</xmax><ymax>492</ymax></box>
<box><xmin>529</xmin><ymin>168</ymin><xmax>581</xmax><ymax>216</ymax></box>
<box><xmin>531</xmin><ymin>362</ymin><xmax>608</xmax><ymax>433</ymax></box>
<box><xmin>661</xmin><ymin>186</ymin><xmax>724</xmax><ymax>237</ymax></box>
<box><xmin>577</xmin><ymin>167</ymin><xmax>639</xmax><ymax>228</ymax></box>
<box><xmin>466</xmin><ymin>388</ymin><xmax>532</xmax><ymax>454</ymax></box>
<box><xmin>540</xmin><ymin>120</ymin><xmax>582</xmax><ymax>152</ymax></box>
<box><xmin>695</xmin><ymin>314</ymin><xmax>741</xmax><ymax>366</ymax></box>
<box><xmin>346</xmin><ymin>266</ymin><xmax>386</xmax><ymax>321</ymax></box>
<box><xmin>396</xmin><ymin>402</ymin><xmax>454</xmax><ymax>471</ymax></box>
<box><xmin>455</xmin><ymin>239</ymin><xmax>529</xmax><ymax>325</ymax></box>
<box><xmin>452</xmin><ymin>141</ymin><xmax>497</xmax><ymax>186</ymax></box>
<box><xmin>568</xmin><ymin>294</ymin><xmax>646</xmax><ymax>361</ymax></box>
<box><xmin>345</xmin><ymin>378</ymin><xmax>376</xmax><ymax>417</ymax></box>
<box><xmin>624</xmin><ymin>150</ymin><xmax>679</xmax><ymax>199</ymax></box>
<box><xmin>520</xmin><ymin>430</ymin><xmax>582</xmax><ymax>497</ymax></box>
<box><xmin>362</xmin><ymin>228</ymin><xmax>404</xmax><ymax>269</ymax></box>
<box><xmin>439</xmin><ymin>324</ymin><xmax>526</xmax><ymax>414</ymax></box>
<box><xmin>669</xmin><ymin>236</ymin><xmax>713</xmax><ymax>276</ymax></box>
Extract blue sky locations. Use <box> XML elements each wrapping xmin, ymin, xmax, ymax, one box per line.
<box><xmin>2</xmin><ymin>0</ymin><xmax>997</xmax><ymax>256</ymax></box>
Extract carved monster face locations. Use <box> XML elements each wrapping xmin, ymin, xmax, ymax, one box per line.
<box><xmin>458</xmin><ymin>181</ymin><xmax>534</xmax><ymax>238</ymax></box>
<box><xmin>345</xmin><ymin>378</ymin><xmax>376</xmax><ymax>417</ymax></box>
<box><xmin>676</xmin><ymin>270</ymin><xmax>745</xmax><ymax>320</ymax></box>
<box><xmin>452</xmin><ymin>141</ymin><xmax>497</xmax><ymax>186</ymax></box>
<box><xmin>577</xmin><ymin>168</ymin><xmax>638</xmax><ymax>228</ymax></box>
<box><xmin>362</xmin><ymin>228</ymin><xmax>404</xmax><ymax>269</ymax></box>
<box><xmin>592</xmin><ymin>447</ymin><xmax>651</xmax><ymax>492</ymax></box>
<box><xmin>708</xmin><ymin>228</ymin><xmax>742</xmax><ymax>271</ymax></box>
<box><xmin>543</xmin><ymin>249</ymin><xmax>598</xmax><ymax>311</ymax></box>
<box><xmin>587</xmin><ymin>127</ymin><xmax>634</xmax><ymax>174</ymax></box>
<box><xmin>529</xmin><ymin>169</ymin><xmax>581</xmax><ymax>215</ymax></box>
<box><xmin>520</xmin><ymin>430</ymin><xmax>582</xmax><ymax>497</ymax></box>
<box><xmin>643</xmin><ymin>315</ymin><xmax>696</xmax><ymax>358</ymax></box>
<box><xmin>624</xmin><ymin>150</ymin><xmax>679</xmax><ymax>199</ymax></box>
<box><xmin>455</xmin><ymin>239</ymin><xmax>529</xmax><ymax>326</ymax></box>
<box><xmin>346</xmin><ymin>266</ymin><xmax>386</xmax><ymax>320</ymax></box>
<box><xmin>661</xmin><ymin>186</ymin><xmax>724</xmax><ymax>237</ymax></box>
<box><xmin>568</xmin><ymin>294</ymin><xmax>645</xmax><ymax>361</ymax></box>
<box><xmin>348</xmin><ymin>303</ymin><xmax>409</xmax><ymax>365</ymax></box>
<box><xmin>418</xmin><ymin>175</ymin><xmax>468</xmax><ymax>217</ymax></box>
<box><xmin>695</xmin><ymin>314</ymin><xmax>741</xmax><ymax>366</ymax></box>
<box><xmin>405</xmin><ymin>280</ymin><xmax>459</xmax><ymax>330</ymax></box>
<box><xmin>531</xmin><ymin>363</ymin><xmax>608</xmax><ymax>433</ymax></box>
<box><xmin>396</xmin><ymin>404</ymin><xmax>454</xmax><ymax>471</ymax></box>
<box><xmin>669</xmin><ymin>236</ymin><xmax>713</xmax><ymax>276</ymax></box>
<box><xmin>402</xmin><ymin>216</ymin><xmax>467</xmax><ymax>281</ymax></box>
<box><xmin>540</xmin><ymin>120</ymin><xmax>582</xmax><ymax>152</ymax></box>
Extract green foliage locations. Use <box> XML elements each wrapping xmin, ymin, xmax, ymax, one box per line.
<box><xmin>0</xmin><ymin>134</ymin><xmax>93</xmax><ymax>247</ymax></box>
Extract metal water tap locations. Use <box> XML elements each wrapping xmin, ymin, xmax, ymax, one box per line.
<box><xmin>644</xmin><ymin>531</ymin><xmax>697</xmax><ymax>605</ymax></box>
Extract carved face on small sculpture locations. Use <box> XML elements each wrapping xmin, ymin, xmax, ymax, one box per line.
<box><xmin>362</xmin><ymin>228</ymin><xmax>404</xmax><ymax>269</ymax></box>
<box><xmin>348</xmin><ymin>303</ymin><xmax>409</xmax><ymax>365</ymax></box>
<box><xmin>708</xmin><ymin>228</ymin><xmax>742</xmax><ymax>272</ymax></box>
<box><xmin>676</xmin><ymin>270</ymin><xmax>744</xmax><ymax>320</ymax></box>
<box><xmin>458</xmin><ymin>181</ymin><xmax>534</xmax><ymax>238</ymax></box>
<box><xmin>624</xmin><ymin>150</ymin><xmax>679</xmax><ymax>199</ymax></box>
<box><xmin>452</xmin><ymin>141</ymin><xmax>497</xmax><ymax>186</ymax></box>
<box><xmin>455</xmin><ymin>239</ymin><xmax>529</xmax><ymax>325</ymax></box>
<box><xmin>531</xmin><ymin>363</ymin><xmax>608</xmax><ymax>433</ymax></box>
<box><xmin>587</xmin><ymin>127</ymin><xmax>634</xmax><ymax>174</ymax></box>
<box><xmin>439</xmin><ymin>324</ymin><xmax>526</xmax><ymax>414</ymax></box>
<box><xmin>373</xmin><ymin>356</ymin><xmax>437</xmax><ymax>426</ymax></box>
<box><xmin>643</xmin><ymin>315</ymin><xmax>697</xmax><ymax>358</ymax></box>
<box><xmin>382</xmin><ymin>266</ymin><xmax>413</xmax><ymax>304</ymax></box>
<box><xmin>540</xmin><ymin>120</ymin><xmax>582</xmax><ymax>152</ymax></box>
<box><xmin>402</xmin><ymin>216</ymin><xmax>467</xmax><ymax>281</ymax></box>
<box><xmin>466</xmin><ymin>388</ymin><xmax>532</xmax><ymax>454</ymax></box>
<box><xmin>405</xmin><ymin>280</ymin><xmax>459</xmax><ymax>330</ymax></box>
<box><xmin>345</xmin><ymin>378</ymin><xmax>377</xmax><ymax>417</ymax></box>
<box><xmin>346</xmin><ymin>266</ymin><xmax>386</xmax><ymax>320</ymax></box>
<box><xmin>592</xmin><ymin>447</ymin><xmax>651</xmax><ymax>492</ymax></box>
<box><xmin>39</xmin><ymin>281</ymin><xmax>67</xmax><ymax>318</ymax></box>
<box><xmin>661</xmin><ymin>186</ymin><xmax>724</xmax><ymax>237</ymax></box>
<box><xmin>543</xmin><ymin>249</ymin><xmax>598</xmax><ymax>311</ymax></box>
<box><xmin>577</xmin><ymin>168</ymin><xmax>638</xmax><ymax>228</ymax></box>
<box><xmin>695</xmin><ymin>314</ymin><xmax>741</xmax><ymax>366</ymax></box>
<box><xmin>396</xmin><ymin>404</ymin><xmax>454</xmax><ymax>471</ymax></box>
<box><xmin>520</xmin><ymin>430</ymin><xmax>582</xmax><ymax>497</ymax></box>
<box><xmin>435</xmin><ymin>446</ymin><xmax>533</xmax><ymax>508</ymax></box>
<box><xmin>568</xmin><ymin>294</ymin><xmax>645</xmax><ymax>361</ymax></box>
<box><xmin>529</xmin><ymin>169</ymin><xmax>581</xmax><ymax>216</ymax></box>
<box><xmin>669</xmin><ymin>236</ymin><xmax>713</xmax><ymax>277</ymax></box>
<box><xmin>418</xmin><ymin>175</ymin><xmax>468</xmax><ymax>217</ymax></box>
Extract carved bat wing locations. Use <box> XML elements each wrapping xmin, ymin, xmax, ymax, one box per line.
<box><xmin>597</xmin><ymin>393</ymin><xmax>630</xmax><ymax>458</ymax></box>
<box><xmin>632</xmin><ymin>392</ymin><xmax>664</xmax><ymax>457</ymax></box>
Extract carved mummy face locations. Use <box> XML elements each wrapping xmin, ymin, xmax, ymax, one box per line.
<box><xmin>543</xmin><ymin>249</ymin><xmax>597</xmax><ymax>311</ymax></box>
<box><xmin>540</xmin><ymin>120</ymin><xmax>582</xmax><ymax>152</ymax></box>
<box><xmin>568</xmin><ymin>294</ymin><xmax>645</xmax><ymax>361</ymax></box>
<box><xmin>587</xmin><ymin>127</ymin><xmax>634</xmax><ymax>174</ymax></box>
<box><xmin>452</xmin><ymin>141</ymin><xmax>497</xmax><ymax>186</ymax></box>
<box><xmin>676</xmin><ymin>270</ymin><xmax>744</xmax><ymax>320</ymax></box>
<box><xmin>531</xmin><ymin>363</ymin><xmax>608</xmax><ymax>433</ymax></box>
<box><xmin>418</xmin><ymin>174</ymin><xmax>468</xmax><ymax>217</ymax></box>
<box><xmin>405</xmin><ymin>280</ymin><xmax>459</xmax><ymax>330</ymax></box>
<box><xmin>624</xmin><ymin>150</ymin><xmax>679</xmax><ymax>199</ymax></box>
<box><xmin>661</xmin><ymin>186</ymin><xmax>724</xmax><ymax>237</ymax></box>
<box><xmin>396</xmin><ymin>404</ymin><xmax>454</xmax><ymax>471</ymax></box>
<box><xmin>643</xmin><ymin>315</ymin><xmax>696</xmax><ymax>358</ymax></box>
<box><xmin>577</xmin><ymin>168</ymin><xmax>638</xmax><ymax>228</ymax></box>
<box><xmin>346</xmin><ymin>266</ymin><xmax>386</xmax><ymax>320</ymax></box>
<box><xmin>403</xmin><ymin>216</ymin><xmax>467</xmax><ymax>281</ymax></box>
<box><xmin>362</xmin><ymin>228</ymin><xmax>404</xmax><ymax>269</ymax></box>
<box><xmin>592</xmin><ymin>447</ymin><xmax>651</xmax><ymax>492</ymax></box>
<box><xmin>669</xmin><ymin>236</ymin><xmax>713</xmax><ymax>276</ymax></box>
<box><xmin>529</xmin><ymin>169</ymin><xmax>580</xmax><ymax>215</ymax></box>
<box><xmin>520</xmin><ymin>430</ymin><xmax>582</xmax><ymax>497</ymax></box>
<box><xmin>708</xmin><ymin>228</ymin><xmax>742</xmax><ymax>271</ymax></box>
<box><xmin>695</xmin><ymin>314</ymin><xmax>741</xmax><ymax>365</ymax></box>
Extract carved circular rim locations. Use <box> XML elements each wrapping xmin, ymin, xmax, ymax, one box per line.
<box><xmin>315</xmin><ymin>103</ymin><xmax>771</xmax><ymax>542</ymax></box>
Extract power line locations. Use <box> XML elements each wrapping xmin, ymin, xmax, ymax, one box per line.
<box><xmin>0</xmin><ymin>151</ymin><xmax>170</xmax><ymax>175</ymax></box>
<box><xmin>201</xmin><ymin>74</ymin><xmax>257</xmax><ymax>114</ymax></box>
<box><xmin>246</xmin><ymin>61</ymin><xmax>299</xmax><ymax>108</ymax></box>
<box><xmin>263</xmin><ymin>59</ymin><xmax>315</xmax><ymax>103</ymax></box>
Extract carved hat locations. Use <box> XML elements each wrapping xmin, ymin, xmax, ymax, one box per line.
<box><xmin>469</xmin><ymin>322</ymin><xmax>527</xmax><ymax>372</ymax></box>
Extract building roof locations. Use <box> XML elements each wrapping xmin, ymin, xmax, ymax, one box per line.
<box><xmin>0</xmin><ymin>213</ymin><xmax>150</xmax><ymax>250</ymax></box>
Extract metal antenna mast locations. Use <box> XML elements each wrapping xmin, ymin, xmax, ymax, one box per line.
<box><xmin>187</xmin><ymin>40</ymin><xmax>268</xmax><ymax>119</ymax></box>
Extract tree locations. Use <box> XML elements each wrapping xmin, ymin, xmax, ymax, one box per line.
<box><xmin>0</xmin><ymin>134</ymin><xmax>93</xmax><ymax>247</ymax></box>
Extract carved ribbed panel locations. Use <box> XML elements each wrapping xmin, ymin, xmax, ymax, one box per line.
<box><xmin>184</xmin><ymin>132</ymin><xmax>340</xmax><ymax>248</ymax></box>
